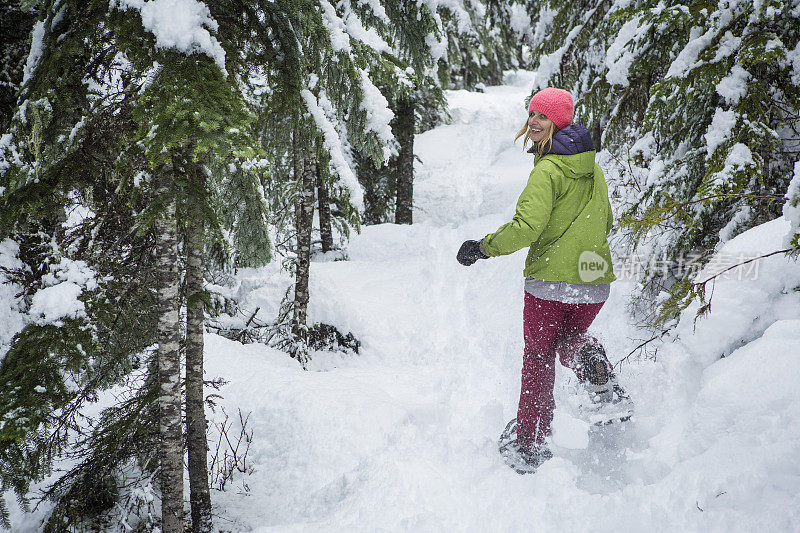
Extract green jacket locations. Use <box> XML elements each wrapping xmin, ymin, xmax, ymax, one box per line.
<box><xmin>481</xmin><ymin>150</ymin><xmax>616</xmax><ymax>285</ymax></box>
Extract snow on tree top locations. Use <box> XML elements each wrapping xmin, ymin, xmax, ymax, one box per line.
<box><xmin>112</xmin><ymin>0</ymin><xmax>227</xmax><ymax>74</ymax></box>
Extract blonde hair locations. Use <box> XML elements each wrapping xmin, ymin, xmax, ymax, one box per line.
<box><xmin>514</xmin><ymin>118</ymin><xmax>556</xmax><ymax>156</ymax></box>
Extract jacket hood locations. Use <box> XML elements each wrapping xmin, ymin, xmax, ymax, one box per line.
<box><xmin>528</xmin><ymin>123</ymin><xmax>594</xmax><ymax>155</ymax></box>
<box><xmin>530</xmin><ymin>123</ymin><xmax>596</xmax><ymax>178</ymax></box>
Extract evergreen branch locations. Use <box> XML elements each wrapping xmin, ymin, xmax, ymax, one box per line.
<box><xmin>694</xmin><ymin>248</ymin><xmax>794</xmax><ymax>285</ymax></box>
<box><xmin>622</xmin><ymin>192</ymin><xmax>789</xmax><ymax>235</ymax></box>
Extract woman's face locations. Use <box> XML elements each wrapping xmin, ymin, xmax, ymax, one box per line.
<box><xmin>528</xmin><ymin>110</ymin><xmax>553</xmax><ymax>142</ymax></box>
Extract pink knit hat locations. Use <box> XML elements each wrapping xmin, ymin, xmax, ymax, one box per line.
<box><xmin>527</xmin><ymin>88</ymin><xmax>574</xmax><ymax>130</ymax></box>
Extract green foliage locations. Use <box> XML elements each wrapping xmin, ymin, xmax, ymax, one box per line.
<box><xmin>1</xmin><ymin>0</ymin><xmax>266</xmax><ymax>526</ymax></box>
<box><xmin>0</xmin><ymin>2</ymin><xmax>36</xmax><ymax>131</ymax></box>
<box><xmin>132</xmin><ymin>54</ymin><xmax>258</xmax><ymax>168</ymax></box>
<box><xmin>652</xmin><ymin>277</ymin><xmax>710</xmax><ymax>328</ymax></box>
<box><xmin>526</xmin><ymin>0</ymin><xmax>800</xmax><ymax>327</ymax></box>
<box><xmin>41</xmin><ymin>364</ymin><xmax>160</xmax><ymax>532</ymax></box>
<box><xmin>0</xmin><ymin>318</ymin><xmax>100</xmax><ymax>527</ymax></box>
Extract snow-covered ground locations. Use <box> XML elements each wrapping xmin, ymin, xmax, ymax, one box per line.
<box><xmin>204</xmin><ymin>72</ymin><xmax>800</xmax><ymax>531</ymax></box>
<box><xmin>5</xmin><ymin>71</ymin><xmax>800</xmax><ymax>531</ymax></box>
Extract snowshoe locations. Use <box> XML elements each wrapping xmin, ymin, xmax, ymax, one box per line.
<box><xmin>577</xmin><ymin>343</ymin><xmax>634</xmax><ymax>426</ymax></box>
<box><xmin>580</xmin><ymin>393</ymin><xmax>634</xmax><ymax>426</ymax></box>
<box><xmin>497</xmin><ymin>418</ymin><xmax>553</xmax><ymax>474</ymax></box>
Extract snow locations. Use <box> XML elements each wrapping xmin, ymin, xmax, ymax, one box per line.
<box><xmin>420</xmin><ymin>0</ymin><xmax>473</xmax><ymax>34</ymax></box>
<box><xmin>715</xmin><ymin>64</ymin><xmax>750</xmax><ymax>105</ymax></box>
<box><xmin>112</xmin><ymin>0</ymin><xmax>227</xmax><ymax>74</ymax></box>
<box><xmin>356</xmin><ymin>0</ymin><xmax>389</xmax><ymax>23</ymax></box>
<box><xmin>6</xmin><ymin>70</ymin><xmax>800</xmax><ymax>532</ymax></box>
<box><xmin>790</xmin><ymin>39</ymin><xmax>800</xmax><ymax>88</ymax></box>
<box><xmin>605</xmin><ymin>16</ymin><xmax>647</xmax><ymax>87</ymax></box>
<box><xmin>342</xmin><ymin>5</ymin><xmax>392</xmax><ymax>54</ymax></box>
<box><xmin>424</xmin><ymin>32</ymin><xmax>445</xmax><ymax>62</ymax></box>
<box><xmin>320</xmin><ymin>0</ymin><xmax>351</xmax><ymax>54</ymax></box>
<box><xmin>717</xmin><ymin>204</ymin><xmax>750</xmax><ymax>243</ymax></box>
<box><xmin>199</xmin><ymin>71</ymin><xmax>800</xmax><ymax>531</ymax></box>
<box><xmin>530</xmin><ymin>5</ymin><xmax>557</xmax><ymax>50</ymax></box>
<box><xmin>0</xmin><ymin>133</ymin><xmax>23</xmax><ymax>173</ymax></box>
<box><xmin>665</xmin><ymin>4</ymin><xmax>737</xmax><ymax>80</ymax></box>
<box><xmin>0</xmin><ymin>239</ymin><xmax>26</xmax><ymax>359</ymax></box>
<box><xmin>680</xmin><ymin>218</ymin><xmax>800</xmax><ymax>362</ymax></box>
<box><xmin>300</xmin><ymin>89</ymin><xmax>365</xmax><ymax>211</ymax></box>
<box><xmin>29</xmin><ymin>281</ymin><xmax>85</xmax><ymax>324</ymax></box>
<box><xmin>22</xmin><ymin>20</ymin><xmax>46</xmax><ymax>85</ymax></box>
<box><xmin>704</xmin><ymin>107</ymin><xmax>736</xmax><ymax>157</ymax></box>
<box><xmin>716</xmin><ymin>142</ymin><xmax>754</xmax><ymax>184</ymax></box>
<box><xmin>358</xmin><ymin>70</ymin><xmax>396</xmax><ymax>161</ymax></box>
<box><xmin>783</xmin><ymin>160</ymin><xmax>800</xmax><ymax>247</ymax></box>
<box><xmin>51</xmin><ymin>4</ymin><xmax>67</xmax><ymax>30</ymax></box>
<box><xmin>712</xmin><ymin>31</ymin><xmax>742</xmax><ymax>62</ymax></box>
<box><xmin>507</xmin><ymin>4</ymin><xmax>532</xmax><ymax>39</ymax></box>
<box><xmin>28</xmin><ymin>257</ymin><xmax>98</xmax><ymax>326</ymax></box>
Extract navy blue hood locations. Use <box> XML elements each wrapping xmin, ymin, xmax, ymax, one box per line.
<box><xmin>527</xmin><ymin>123</ymin><xmax>595</xmax><ymax>156</ymax></box>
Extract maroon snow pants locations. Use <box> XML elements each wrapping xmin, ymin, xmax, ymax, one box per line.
<box><xmin>517</xmin><ymin>292</ymin><xmax>606</xmax><ymax>448</ymax></box>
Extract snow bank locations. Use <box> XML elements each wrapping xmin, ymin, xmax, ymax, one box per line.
<box><xmin>676</xmin><ymin>217</ymin><xmax>800</xmax><ymax>364</ymax></box>
<box><xmin>783</xmin><ymin>160</ymin><xmax>800</xmax><ymax>247</ymax></box>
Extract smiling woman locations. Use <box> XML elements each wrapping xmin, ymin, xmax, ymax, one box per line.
<box><xmin>515</xmin><ymin>87</ymin><xmax>574</xmax><ymax>156</ymax></box>
<box><xmin>457</xmin><ymin>86</ymin><xmax>629</xmax><ymax>474</ymax></box>
<box><xmin>516</xmin><ymin>110</ymin><xmax>554</xmax><ymax>155</ymax></box>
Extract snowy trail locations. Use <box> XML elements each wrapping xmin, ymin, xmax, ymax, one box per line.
<box><xmin>204</xmin><ymin>72</ymin><xmax>800</xmax><ymax>532</ymax></box>
<box><xmin>208</xmin><ymin>72</ymin><xmax>634</xmax><ymax>530</ymax></box>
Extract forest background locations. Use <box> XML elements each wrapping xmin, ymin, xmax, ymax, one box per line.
<box><xmin>1</xmin><ymin>0</ymin><xmax>799</xmax><ymax>531</ymax></box>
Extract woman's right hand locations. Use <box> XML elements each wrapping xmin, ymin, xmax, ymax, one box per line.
<box><xmin>457</xmin><ymin>240</ymin><xmax>489</xmax><ymax>266</ymax></box>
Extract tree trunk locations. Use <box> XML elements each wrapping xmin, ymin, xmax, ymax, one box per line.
<box><xmin>394</xmin><ymin>97</ymin><xmax>415</xmax><ymax>225</ymax></box>
<box><xmin>155</xmin><ymin>173</ymin><xmax>184</xmax><ymax>533</ymax></box>
<box><xmin>186</xmin><ymin>163</ymin><xmax>212</xmax><ymax>533</ymax></box>
<box><xmin>292</xmin><ymin>129</ymin><xmax>315</xmax><ymax>348</ymax></box>
<box><xmin>316</xmin><ymin>164</ymin><xmax>334</xmax><ymax>253</ymax></box>
<box><xmin>355</xmin><ymin>149</ymin><xmax>388</xmax><ymax>225</ymax></box>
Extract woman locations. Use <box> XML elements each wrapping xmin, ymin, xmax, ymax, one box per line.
<box><xmin>456</xmin><ymin>87</ymin><xmax>624</xmax><ymax>474</ymax></box>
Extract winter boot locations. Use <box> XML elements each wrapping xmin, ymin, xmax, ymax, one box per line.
<box><xmin>577</xmin><ymin>343</ymin><xmax>634</xmax><ymax>425</ymax></box>
<box><xmin>578</xmin><ymin>341</ymin><xmax>630</xmax><ymax>404</ymax></box>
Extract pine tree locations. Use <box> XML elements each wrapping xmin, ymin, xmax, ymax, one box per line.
<box><xmin>525</xmin><ymin>0</ymin><xmax>800</xmax><ymax>326</ymax></box>
<box><xmin>1</xmin><ymin>0</ymin><xmax>263</xmax><ymax>528</ymax></box>
<box><xmin>317</xmin><ymin>163</ymin><xmax>335</xmax><ymax>252</ymax></box>
<box><xmin>225</xmin><ymin>0</ymin><xmax>453</xmax><ymax>348</ymax></box>
<box><xmin>0</xmin><ymin>1</ymin><xmax>154</xmax><ymax>525</ymax></box>
<box><xmin>152</xmin><ymin>162</ymin><xmax>183</xmax><ymax>533</ymax></box>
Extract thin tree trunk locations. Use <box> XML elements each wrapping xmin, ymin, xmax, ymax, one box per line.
<box><xmin>394</xmin><ymin>97</ymin><xmax>415</xmax><ymax>225</ymax></box>
<box><xmin>155</xmin><ymin>173</ymin><xmax>184</xmax><ymax>533</ymax></box>
<box><xmin>355</xmin><ymin>149</ymin><xmax>386</xmax><ymax>225</ymax></box>
<box><xmin>316</xmin><ymin>164</ymin><xmax>334</xmax><ymax>253</ymax></box>
<box><xmin>292</xmin><ymin>129</ymin><xmax>315</xmax><ymax>347</ymax></box>
<box><xmin>186</xmin><ymin>163</ymin><xmax>212</xmax><ymax>533</ymax></box>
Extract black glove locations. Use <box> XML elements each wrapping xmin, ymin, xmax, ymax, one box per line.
<box><xmin>457</xmin><ymin>240</ymin><xmax>489</xmax><ymax>266</ymax></box>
